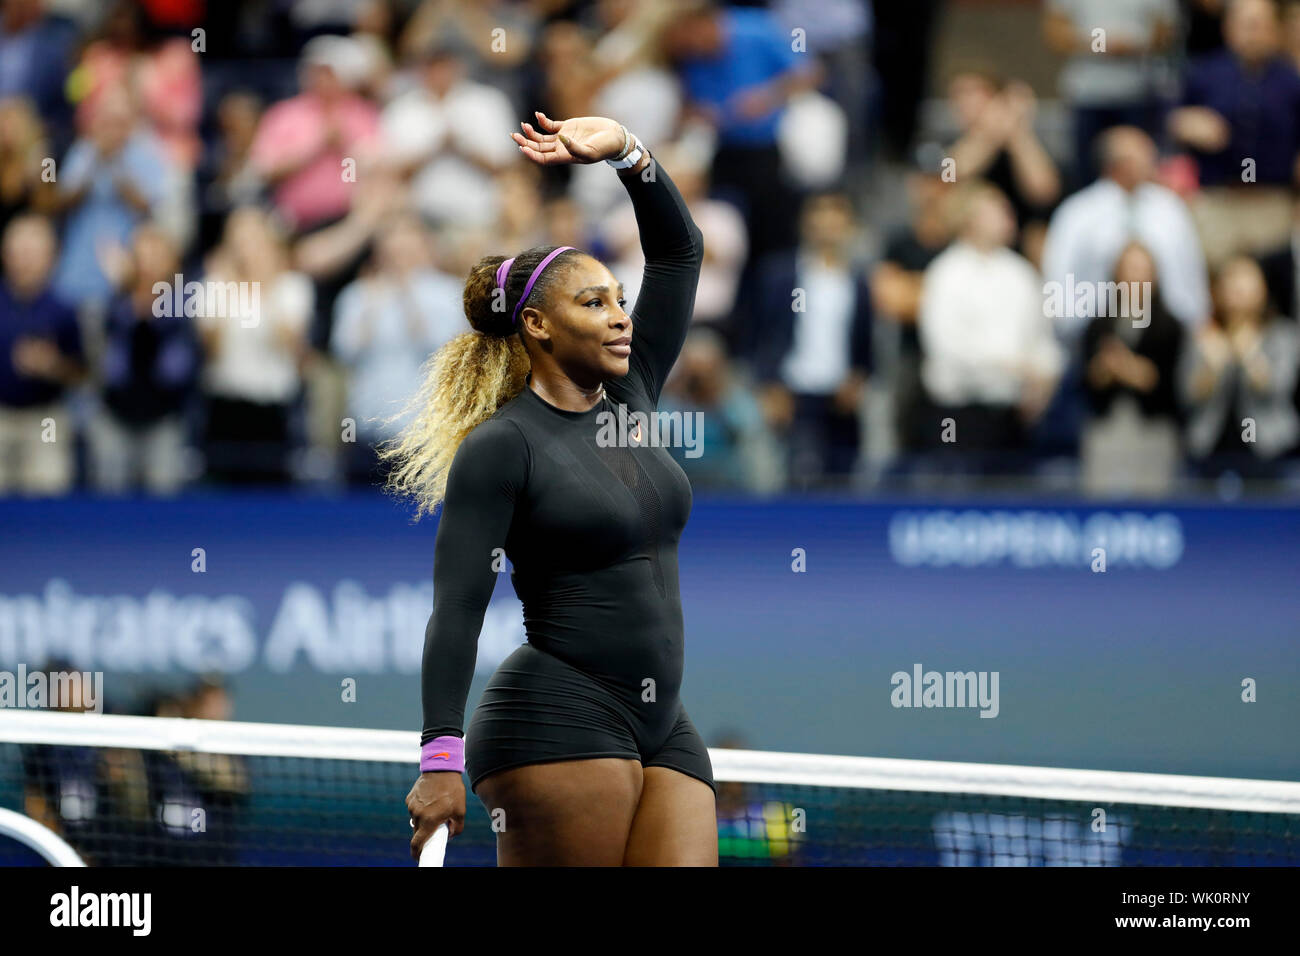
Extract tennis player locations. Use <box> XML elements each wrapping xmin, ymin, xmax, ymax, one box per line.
<box><xmin>389</xmin><ymin>113</ymin><xmax>717</xmax><ymax>865</ymax></box>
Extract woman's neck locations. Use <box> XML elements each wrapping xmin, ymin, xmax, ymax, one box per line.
<box><xmin>529</xmin><ymin>371</ymin><xmax>605</xmax><ymax>412</ymax></box>
<box><xmin>1222</xmin><ymin>309</ymin><xmax>1260</xmax><ymax>330</ymax></box>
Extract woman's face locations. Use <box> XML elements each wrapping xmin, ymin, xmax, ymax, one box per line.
<box><xmin>377</xmin><ymin>219</ymin><xmax>428</xmax><ymax>274</ymax></box>
<box><xmin>224</xmin><ymin>208</ymin><xmax>282</xmax><ymax>274</ymax></box>
<box><xmin>523</xmin><ymin>254</ymin><xmax>631</xmax><ymax>385</ymax></box>
<box><xmin>949</xmin><ymin>74</ymin><xmax>997</xmax><ymax>130</ymax></box>
<box><xmin>1114</xmin><ymin>245</ymin><xmax>1156</xmax><ymax>286</ymax></box>
<box><xmin>539</xmin><ymin>22</ymin><xmax>588</xmax><ymax>66</ymax></box>
<box><xmin>228</xmin><ymin>209</ymin><xmax>268</xmax><ymax>256</ymax></box>
<box><xmin>219</xmin><ymin>96</ymin><xmax>260</xmax><ymax>145</ymax></box>
<box><xmin>132</xmin><ymin>230</ymin><xmax>177</xmax><ymax>282</ymax></box>
<box><xmin>0</xmin><ymin>102</ymin><xmax>30</xmax><ymax>146</ymax></box>
<box><xmin>1216</xmin><ymin>258</ymin><xmax>1267</xmax><ymax>316</ymax></box>
<box><xmin>2</xmin><ymin>218</ymin><xmax>54</xmax><ymax>287</ymax></box>
<box><xmin>965</xmin><ymin>191</ymin><xmax>1015</xmax><ymax>248</ymax></box>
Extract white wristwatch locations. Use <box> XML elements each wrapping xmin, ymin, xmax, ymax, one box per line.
<box><xmin>605</xmin><ymin>125</ymin><xmax>645</xmax><ymax>169</ymax></box>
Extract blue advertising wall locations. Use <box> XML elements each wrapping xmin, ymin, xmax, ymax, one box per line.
<box><xmin>0</xmin><ymin>493</ymin><xmax>1296</xmax><ymax>781</ymax></box>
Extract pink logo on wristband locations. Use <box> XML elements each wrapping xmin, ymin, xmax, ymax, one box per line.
<box><xmin>420</xmin><ymin>736</ymin><xmax>465</xmax><ymax>773</ymax></box>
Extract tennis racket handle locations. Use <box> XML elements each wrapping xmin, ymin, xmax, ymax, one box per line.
<box><xmin>418</xmin><ymin>823</ymin><xmax>449</xmax><ymax>867</ymax></box>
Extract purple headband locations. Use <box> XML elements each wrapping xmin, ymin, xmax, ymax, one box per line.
<box><xmin>496</xmin><ymin>246</ymin><xmax>575</xmax><ymax>328</ymax></box>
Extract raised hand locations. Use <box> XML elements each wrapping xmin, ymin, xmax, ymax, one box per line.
<box><xmin>510</xmin><ymin>112</ymin><xmax>627</xmax><ymax>166</ymax></box>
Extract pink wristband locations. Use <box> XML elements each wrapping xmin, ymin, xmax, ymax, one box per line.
<box><xmin>420</xmin><ymin>736</ymin><xmax>465</xmax><ymax>773</ymax></box>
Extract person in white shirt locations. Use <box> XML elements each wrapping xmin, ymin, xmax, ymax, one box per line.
<box><xmin>1041</xmin><ymin>126</ymin><xmax>1211</xmax><ymax>335</ymax></box>
<box><xmin>379</xmin><ymin>38</ymin><xmax>518</xmax><ymax>230</ymax></box>
<box><xmin>918</xmin><ymin>182</ymin><xmax>1064</xmax><ymax>457</ymax></box>
<box><xmin>197</xmin><ymin>206</ymin><xmax>312</xmax><ymax>484</ymax></box>
<box><xmin>331</xmin><ymin>213</ymin><xmax>464</xmax><ymax>482</ymax></box>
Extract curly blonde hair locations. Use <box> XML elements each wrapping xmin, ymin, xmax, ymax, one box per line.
<box><xmin>378</xmin><ymin>245</ymin><xmax>580</xmax><ymax>519</ymax></box>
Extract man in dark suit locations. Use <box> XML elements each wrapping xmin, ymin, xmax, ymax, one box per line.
<box><xmin>753</xmin><ymin>191</ymin><xmax>873</xmax><ymax>485</ymax></box>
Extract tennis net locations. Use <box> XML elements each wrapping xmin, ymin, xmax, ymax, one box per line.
<box><xmin>1</xmin><ymin>710</ymin><xmax>1296</xmax><ymax>866</ymax></box>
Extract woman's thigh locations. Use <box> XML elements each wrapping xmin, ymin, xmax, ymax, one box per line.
<box><xmin>474</xmin><ymin>757</ymin><xmax>644</xmax><ymax>866</ymax></box>
<box><xmin>623</xmin><ymin>767</ymin><xmax>718</xmax><ymax>867</ymax></box>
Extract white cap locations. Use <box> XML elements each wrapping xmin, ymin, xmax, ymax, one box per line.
<box><xmin>301</xmin><ymin>35</ymin><xmax>370</xmax><ymax>91</ymax></box>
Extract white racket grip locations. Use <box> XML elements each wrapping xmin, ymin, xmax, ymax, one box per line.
<box><xmin>418</xmin><ymin>823</ymin><xmax>449</xmax><ymax>867</ymax></box>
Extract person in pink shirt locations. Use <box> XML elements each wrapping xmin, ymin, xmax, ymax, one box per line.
<box><xmin>70</xmin><ymin>0</ymin><xmax>202</xmax><ymax>171</ymax></box>
<box><xmin>250</xmin><ymin>35</ymin><xmax>380</xmax><ymax>233</ymax></box>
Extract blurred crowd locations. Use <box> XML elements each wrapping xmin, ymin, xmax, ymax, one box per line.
<box><xmin>0</xmin><ymin>0</ymin><xmax>1299</xmax><ymax>499</ymax></box>
<box><xmin>21</xmin><ymin>669</ymin><xmax>247</xmax><ymax>865</ymax></box>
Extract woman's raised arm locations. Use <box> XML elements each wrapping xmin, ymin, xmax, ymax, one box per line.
<box><xmin>615</xmin><ymin>152</ymin><xmax>704</xmax><ymax>405</ymax></box>
<box><xmin>512</xmin><ymin>112</ymin><xmax>704</xmax><ymax>404</ymax></box>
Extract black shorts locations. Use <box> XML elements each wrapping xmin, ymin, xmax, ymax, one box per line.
<box><xmin>465</xmin><ymin>643</ymin><xmax>715</xmax><ymax>795</ymax></box>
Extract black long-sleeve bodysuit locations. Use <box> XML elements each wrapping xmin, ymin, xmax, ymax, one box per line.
<box><xmin>420</xmin><ymin>160</ymin><xmax>715</xmax><ymax>794</ymax></box>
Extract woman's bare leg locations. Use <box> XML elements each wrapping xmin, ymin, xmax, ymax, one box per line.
<box><xmin>475</xmin><ymin>757</ymin><xmax>643</xmax><ymax>866</ymax></box>
<box><xmin>622</xmin><ymin>767</ymin><xmax>718</xmax><ymax>866</ymax></box>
